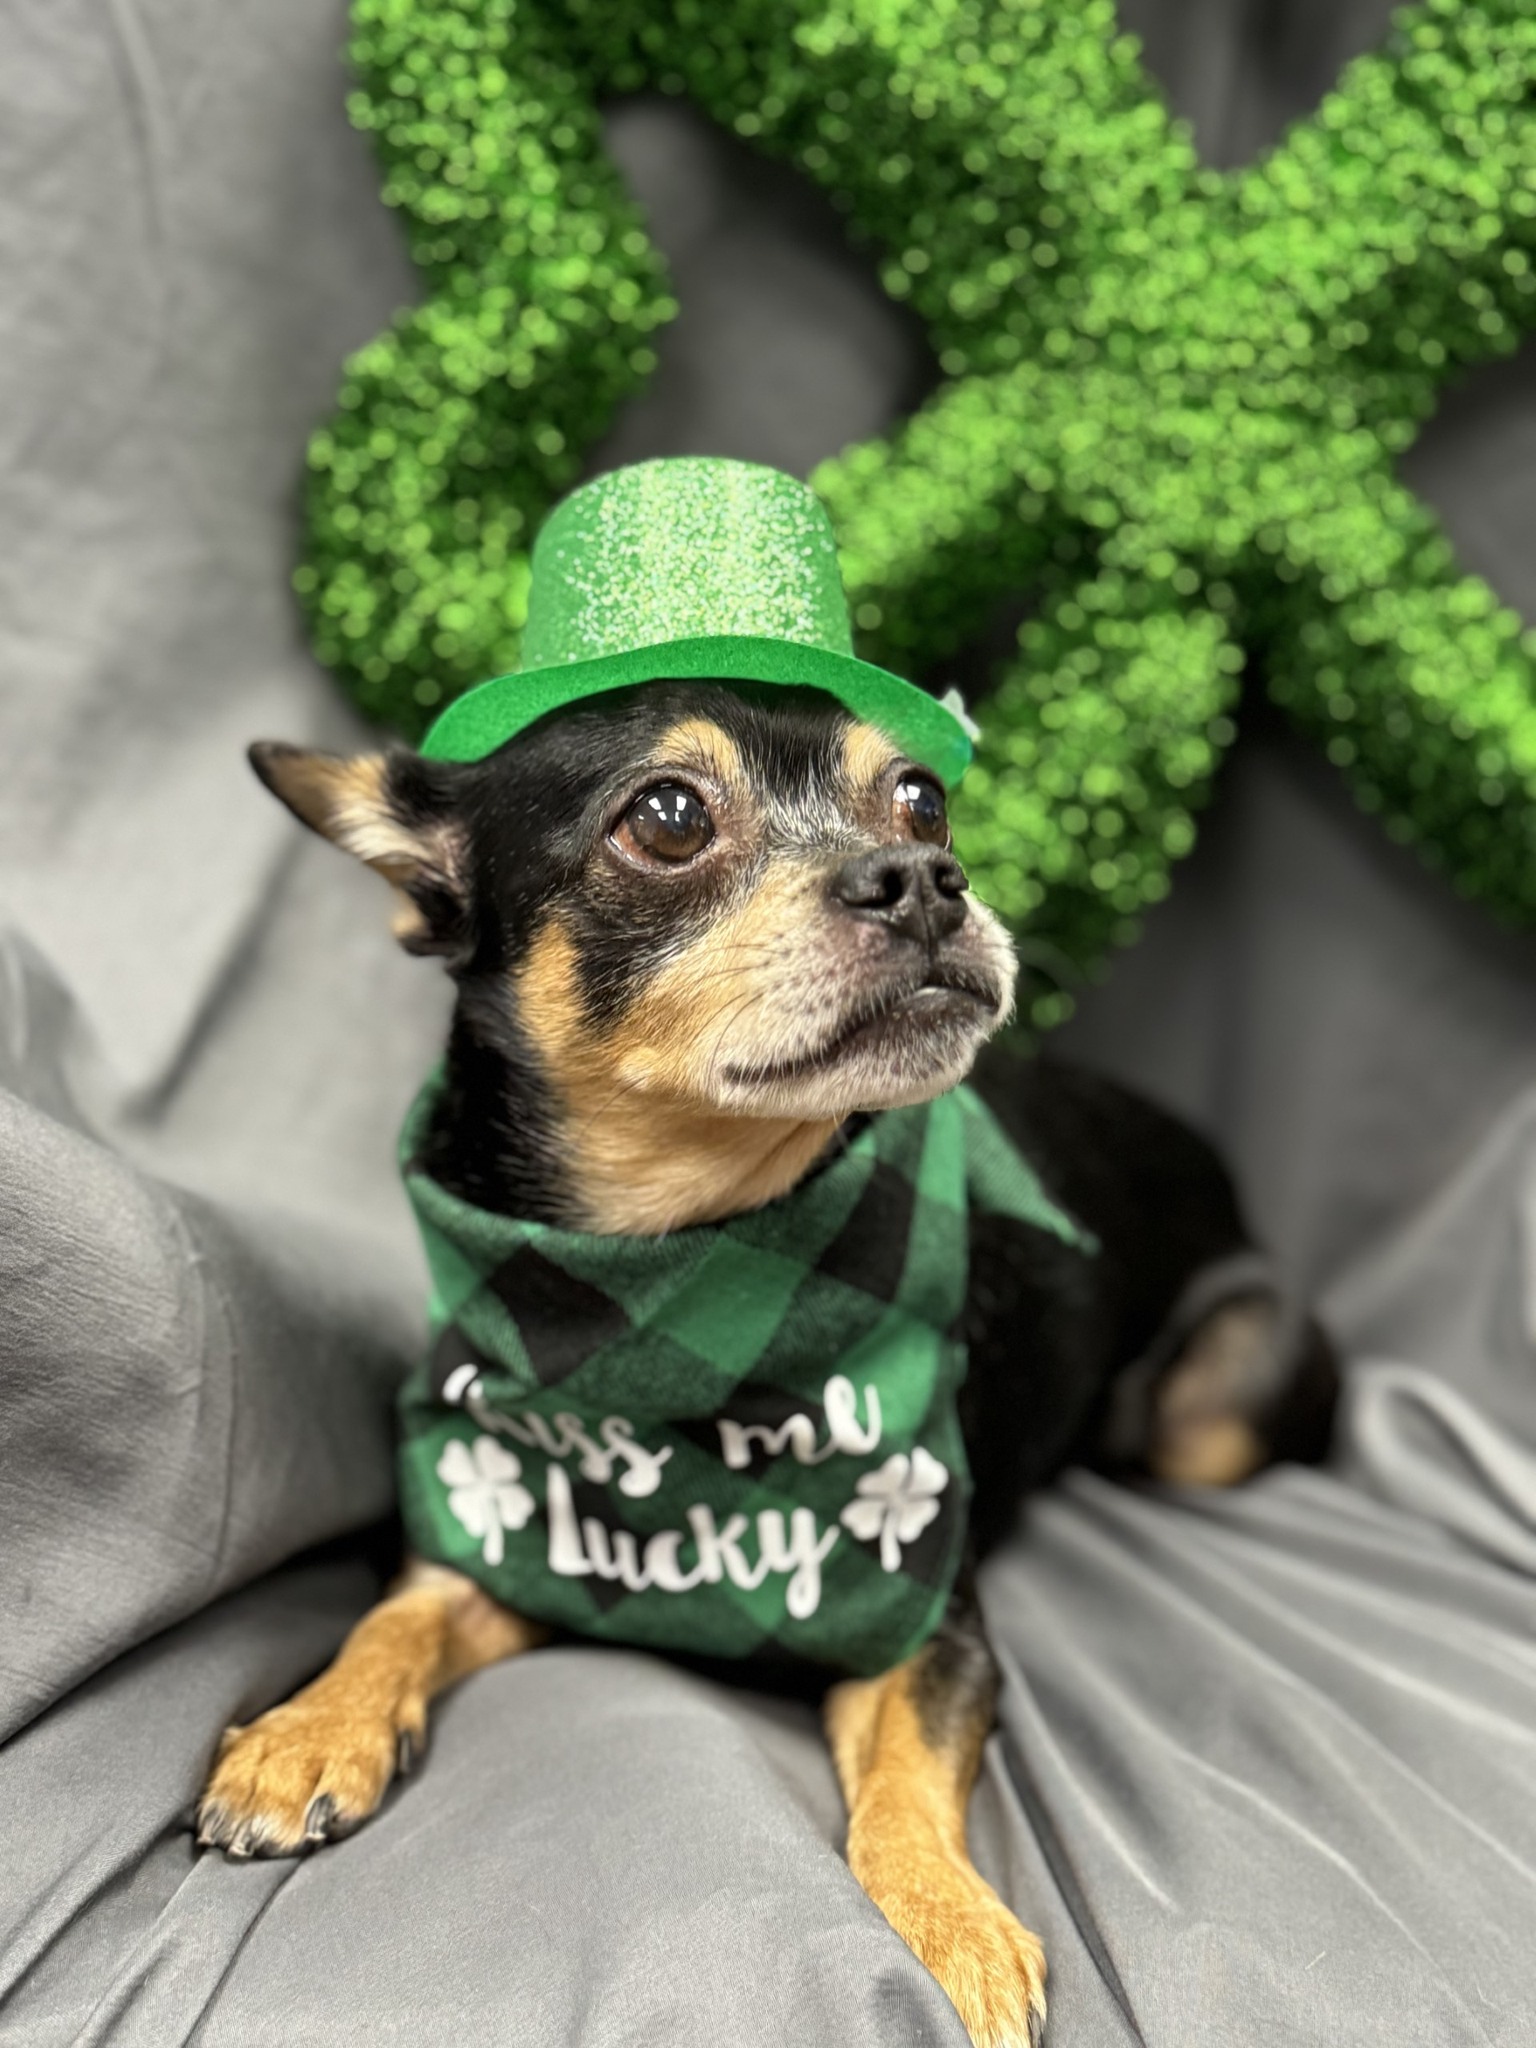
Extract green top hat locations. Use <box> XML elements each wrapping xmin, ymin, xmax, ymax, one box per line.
<box><xmin>420</xmin><ymin>457</ymin><xmax>972</xmax><ymax>785</ymax></box>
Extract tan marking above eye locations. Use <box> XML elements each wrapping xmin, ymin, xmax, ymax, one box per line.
<box><xmin>841</xmin><ymin>721</ymin><xmax>901</xmax><ymax>795</ymax></box>
<box><xmin>645</xmin><ymin>717</ymin><xmax>745</xmax><ymax>787</ymax></box>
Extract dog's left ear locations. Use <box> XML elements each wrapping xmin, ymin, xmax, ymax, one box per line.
<box><xmin>249</xmin><ymin>742</ymin><xmax>472</xmax><ymax>960</ymax></box>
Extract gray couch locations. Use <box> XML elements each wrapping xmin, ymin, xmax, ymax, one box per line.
<box><xmin>3</xmin><ymin>2</ymin><xmax>1534</xmax><ymax>2041</ymax></box>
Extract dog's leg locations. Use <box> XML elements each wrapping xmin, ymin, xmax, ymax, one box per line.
<box><xmin>197</xmin><ymin>1561</ymin><xmax>544</xmax><ymax>1857</ymax></box>
<box><xmin>1146</xmin><ymin>1295</ymin><xmax>1338</xmax><ymax>1488</ymax></box>
<box><xmin>826</xmin><ymin>1599</ymin><xmax>1045</xmax><ymax>2048</ymax></box>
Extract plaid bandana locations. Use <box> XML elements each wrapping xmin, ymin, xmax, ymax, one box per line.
<box><xmin>397</xmin><ymin>1078</ymin><xmax>1092</xmax><ymax>1677</ymax></box>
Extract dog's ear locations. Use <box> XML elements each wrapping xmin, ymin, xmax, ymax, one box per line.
<box><xmin>249</xmin><ymin>742</ymin><xmax>471</xmax><ymax>960</ymax></box>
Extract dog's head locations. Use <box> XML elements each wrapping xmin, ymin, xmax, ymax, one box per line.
<box><xmin>254</xmin><ymin>682</ymin><xmax>1015</xmax><ymax>1225</ymax></box>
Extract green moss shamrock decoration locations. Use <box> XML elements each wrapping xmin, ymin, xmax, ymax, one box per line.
<box><xmin>304</xmin><ymin>0</ymin><xmax>1536</xmax><ymax>1026</ymax></box>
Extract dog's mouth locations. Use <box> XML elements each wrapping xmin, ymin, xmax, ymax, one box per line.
<box><xmin>722</xmin><ymin>965</ymin><xmax>1003</xmax><ymax>1088</ymax></box>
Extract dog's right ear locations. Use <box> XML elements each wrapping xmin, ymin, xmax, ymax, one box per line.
<box><xmin>249</xmin><ymin>742</ymin><xmax>471</xmax><ymax>960</ymax></box>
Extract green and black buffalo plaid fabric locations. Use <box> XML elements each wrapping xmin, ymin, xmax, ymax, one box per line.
<box><xmin>397</xmin><ymin>1076</ymin><xmax>1093</xmax><ymax>1677</ymax></box>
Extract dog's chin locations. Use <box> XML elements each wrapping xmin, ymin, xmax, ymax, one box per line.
<box><xmin>712</xmin><ymin>982</ymin><xmax>1008</xmax><ymax>1123</ymax></box>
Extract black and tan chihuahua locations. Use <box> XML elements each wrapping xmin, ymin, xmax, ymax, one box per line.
<box><xmin>198</xmin><ymin>679</ymin><xmax>1335</xmax><ymax>2047</ymax></box>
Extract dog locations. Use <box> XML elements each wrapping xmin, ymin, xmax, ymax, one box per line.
<box><xmin>197</xmin><ymin>678</ymin><xmax>1336</xmax><ymax>2047</ymax></box>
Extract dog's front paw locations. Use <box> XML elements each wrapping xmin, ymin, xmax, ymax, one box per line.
<box><xmin>196</xmin><ymin>1687</ymin><xmax>424</xmax><ymax>1859</ymax></box>
<box><xmin>859</xmin><ymin>1846</ymin><xmax>1047</xmax><ymax>2048</ymax></box>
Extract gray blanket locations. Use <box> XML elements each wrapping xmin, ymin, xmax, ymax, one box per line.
<box><xmin>2</xmin><ymin>2</ymin><xmax>1534</xmax><ymax>2043</ymax></box>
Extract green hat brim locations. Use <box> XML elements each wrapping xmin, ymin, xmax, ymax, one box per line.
<box><xmin>419</xmin><ymin>634</ymin><xmax>973</xmax><ymax>787</ymax></box>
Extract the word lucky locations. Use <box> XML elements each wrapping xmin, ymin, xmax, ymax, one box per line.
<box><xmin>439</xmin><ymin>1365</ymin><xmax>892</xmax><ymax>1618</ymax></box>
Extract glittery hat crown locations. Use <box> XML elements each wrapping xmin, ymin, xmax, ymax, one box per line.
<box><xmin>420</xmin><ymin>457</ymin><xmax>971</xmax><ymax>784</ymax></box>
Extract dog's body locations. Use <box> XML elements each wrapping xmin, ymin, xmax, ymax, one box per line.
<box><xmin>200</xmin><ymin>681</ymin><xmax>1335</xmax><ymax>2047</ymax></box>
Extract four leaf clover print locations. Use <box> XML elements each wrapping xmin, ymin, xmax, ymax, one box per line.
<box><xmin>840</xmin><ymin>1447</ymin><xmax>951</xmax><ymax>1573</ymax></box>
<box><xmin>437</xmin><ymin>1435</ymin><xmax>536</xmax><ymax>1567</ymax></box>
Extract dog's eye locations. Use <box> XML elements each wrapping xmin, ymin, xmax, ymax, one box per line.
<box><xmin>893</xmin><ymin>773</ymin><xmax>949</xmax><ymax>848</ymax></box>
<box><xmin>613</xmin><ymin>783</ymin><xmax>714</xmax><ymax>864</ymax></box>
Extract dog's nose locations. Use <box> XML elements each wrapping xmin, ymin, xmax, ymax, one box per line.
<box><xmin>831</xmin><ymin>843</ymin><xmax>969</xmax><ymax>944</ymax></box>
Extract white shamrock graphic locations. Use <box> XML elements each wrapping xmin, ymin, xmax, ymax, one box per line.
<box><xmin>839</xmin><ymin>1447</ymin><xmax>950</xmax><ymax>1573</ymax></box>
<box><xmin>437</xmin><ymin>1434</ymin><xmax>535</xmax><ymax>1566</ymax></box>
